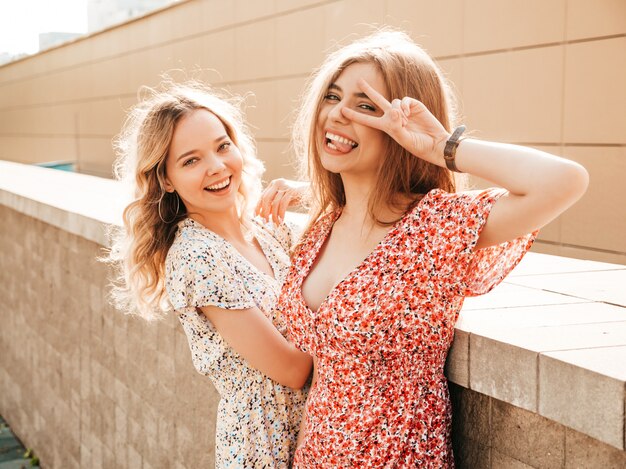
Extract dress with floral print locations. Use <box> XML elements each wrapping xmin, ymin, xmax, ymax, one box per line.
<box><xmin>166</xmin><ymin>217</ymin><xmax>308</xmax><ymax>468</ymax></box>
<box><xmin>278</xmin><ymin>188</ymin><xmax>537</xmax><ymax>468</ymax></box>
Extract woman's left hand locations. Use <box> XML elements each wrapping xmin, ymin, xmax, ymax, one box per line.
<box><xmin>341</xmin><ymin>78</ymin><xmax>451</xmax><ymax>165</ymax></box>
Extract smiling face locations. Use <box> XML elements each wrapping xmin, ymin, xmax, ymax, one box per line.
<box><xmin>316</xmin><ymin>61</ymin><xmax>389</xmax><ymax>180</ymax></box>
<box><xmin>164</xmin><ymin>108</ymin><xmax>243</xmax><ymax>222</ymax></box>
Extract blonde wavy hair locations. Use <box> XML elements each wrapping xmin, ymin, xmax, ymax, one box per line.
<box><xmin>293</xmin><ymin>30</ymin><xmax>458</xmax><ymax>227</ymax></box>
<box><xmin>107</xmin><ymin>81</ymin><xmax>264</xmax><ymax>320</ymax></box>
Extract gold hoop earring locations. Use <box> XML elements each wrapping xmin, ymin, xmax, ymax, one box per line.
<box><xmin>158</xmin><ymin>192</ymin><xmax>180</xmax><ymax>224</ymax></box>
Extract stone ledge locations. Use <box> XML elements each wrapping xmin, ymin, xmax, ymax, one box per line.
<box><xmin>0</xmin><ymin>160</ymin><xmax>129</xmax><ymax>247</ymax></box>
<box><xmin>449</xmin><ymin>253</ymin><xmax>626</xmax><ymax>450</ymax></box>
<box><xmin>2</xmin><ymin>160</ymin><xmax>625</xmax><ymax>451</ymax></box>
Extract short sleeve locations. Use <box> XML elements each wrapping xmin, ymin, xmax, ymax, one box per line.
<box><xmin>425</xmin><ymin>188</ymin><xmax>537</xmax><ymax>298</ymax></box>
<box><xmin>165</xmin><ymin>240</ymin><xmax>256</xmax><ymax>311</ymax></box>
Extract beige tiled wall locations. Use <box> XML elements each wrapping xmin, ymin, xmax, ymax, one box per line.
<box><xmin>0</xmin><ymin>0</ymin><xmax>624</xmax><ymax>263</ymax></box>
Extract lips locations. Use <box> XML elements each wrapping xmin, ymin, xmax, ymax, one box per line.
<box><xmin>205</xmin><ymin>176</ymin><xmax>231</xmax><ymax>192</ymax></box>
<box><xmin>325</xmin><ymin>131</ymin><xmax>358</xmax><ymax>153</ymax></box>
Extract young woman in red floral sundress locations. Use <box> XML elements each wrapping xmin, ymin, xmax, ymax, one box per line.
<box><xmin>259</xmin><ymin>30</ymin><xmax>588</xmax><ymax>468</ymax></box>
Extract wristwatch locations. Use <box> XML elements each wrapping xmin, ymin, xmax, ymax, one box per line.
<box><xmin>443</xmin><ymin>125</ymin><xmax>466</xmax><ymax>173</ymax></box>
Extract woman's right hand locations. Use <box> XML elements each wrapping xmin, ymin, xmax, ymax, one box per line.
<box><xmin>256</xmin><ymin>178</ymin><xmax>308</xmax><ymax>223</ymax></box>
<box><xmin>340</xmin><ymin>78</ymin><xmax>451</xmax><ymax>167</ymax></box>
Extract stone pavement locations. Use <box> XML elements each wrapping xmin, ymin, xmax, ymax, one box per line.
<box><xmin>0</xmin><ymin>416</ymin><xmax>39</xmax><ymax>469</ymax></box>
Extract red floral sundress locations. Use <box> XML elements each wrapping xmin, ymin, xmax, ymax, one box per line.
<box><xmin>277</xmin><ymin>188</ymin><xmax>537</xmax><ymax>468</ymax></box>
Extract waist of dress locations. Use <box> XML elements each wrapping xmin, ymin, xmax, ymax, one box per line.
<box><xmin>318</xmin><ymin>349</ymin><xmax>447</xmax><ymax>385</ymax></box>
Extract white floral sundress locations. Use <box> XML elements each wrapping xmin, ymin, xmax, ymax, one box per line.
<box><xmin>166</xmin><ymin>217</ymin><xmax>308</xmax><ymax>468</ymax></box>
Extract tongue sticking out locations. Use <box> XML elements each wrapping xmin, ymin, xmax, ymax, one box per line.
<box><xmin>330</xmin><ymin>139</ymin><xmax>354</xmax><ymax>153</ymax></box>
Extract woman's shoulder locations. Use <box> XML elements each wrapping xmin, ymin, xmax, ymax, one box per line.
<box><xmin>167</xmin><ymin>218</ymin><xmax>225</xmax><ymax>265</ymax></box>
<box><xmin>418</xmin><ymin>187</ymin><xmax>506</xmax><ymax>210</ymax></box>
<box><xmin>400</xmin><ymin>188</ymin><xmax>507</xmax><ymax>231</ymax></box>
<box><xmin>251</xmin><ymin>216</ymin><xmax>295</xmax><ymax>251</ymax></box>
<box><xmin>299</xmin><ymin>209</ymin><xmax>339</xmax><ymax>245</ymax></box>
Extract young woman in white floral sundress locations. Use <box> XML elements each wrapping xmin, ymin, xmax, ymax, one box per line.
<box><xmin>107</xmin><ymin>82</ymin><xmax>311</xmax><ymax>468</ymax></box>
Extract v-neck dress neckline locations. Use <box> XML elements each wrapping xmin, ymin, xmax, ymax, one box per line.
<box><xmin>299</xmin><ymin>192</ymin><xmax>433</xmax><ymax>314</ymax></box>
<box><xmin>187</xmin><ymin>217</ymin><xmax>278</xmax><ymax>283</ymax></box>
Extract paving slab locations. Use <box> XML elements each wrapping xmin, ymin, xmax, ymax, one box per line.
<box><xmin>0</xmin><ymin>417</ymin><xmax>38</xmax><ymax>468</ymax></box>
<box><xmin>509</xmin><ymin>252</ymin><xmax>624</xmax><ymax>277</ymax></box>
<box><xmin>458</xmin><ymin>302</ymin><xmax>626</xmax><ymax>333</ymax></box>
<box><xmin>462</xmin><ymin>282</ymin><xmax>587</xmax><ymax>311</ymax></box>
<box><xmin>507</xmin><ymin>269</ymin><xmax>626</xmax><ymax>307</ymax></box>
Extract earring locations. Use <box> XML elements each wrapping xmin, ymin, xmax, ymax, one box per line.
<box><xmin>158</xmin><ymin>191</ymin><xmax>180</xmax><ymax>224</ymax></box>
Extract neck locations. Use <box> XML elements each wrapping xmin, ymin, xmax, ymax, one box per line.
<box><xmin>338</xmin><ymin>172</ymin><xmax>407</xmax><ymax>226</ymax></box>
<box><xmin>190</xmin><ymin>207</ymin><xmax>248</xmax><ymax>244</ymax></box>
<box><xmin>338</xmin><ymin>172</ymin><xmax>377</xmax><ymax>223</ymax></box>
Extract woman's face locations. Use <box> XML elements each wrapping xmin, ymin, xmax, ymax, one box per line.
<box><xmin>316</xmin><ymin>62</ymin><xmax>389</xmax><ymax>179</ymax></box>
<box><xmin>164</xmin><ymin>108</ymin><xmax>243</xmax><ymax>219</ymax></box>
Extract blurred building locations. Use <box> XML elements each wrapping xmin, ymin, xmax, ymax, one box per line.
<box><xmin>0</xmin><ymin>51</ymin><xmax>27</xmax><ymax>65</ymax></box>
<box><xmin>88</xmin><ymin>0</ymin><xmax>177</xmax><ymax>32</ymax></box>
<box><xmin>38</xmin><ymin>32</ymin><xmax>82</xmax><ymax>51</ymax></box>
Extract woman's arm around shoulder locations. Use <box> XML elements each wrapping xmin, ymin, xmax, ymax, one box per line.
<box><xmin>200</xmin><ymin>304</ymin><xmax>313</xmax><ymax>389</ymax></box>
<box><xmin>296</xmin><ymin>356</ymin><xmax>317</xmax><ymax>449</ymax></box>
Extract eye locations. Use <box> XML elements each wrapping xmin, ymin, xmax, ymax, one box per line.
<box><xmin>324</xmin><ymin>93</ymin><xmax>340</xmax><ymax>102</ymax></box>
<box><xmin>218</xmin><ymin>141</ymin><xmax>232</xmax><ymax>152</ymax></box>
<box><xmin>182</xmin><ymin>157</ymin><xmax>198</xmax><ymax>167</ymax></box>
<box><xmin>358</xmin><ymin>103</ymin><xmax>376</xmax><ymax>112</ymax></box>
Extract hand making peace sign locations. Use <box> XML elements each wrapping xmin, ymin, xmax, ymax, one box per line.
<box><xmin>340</xmin><ymin>78</ymin><xmax>452</xmax><ymax>166</ymax></box>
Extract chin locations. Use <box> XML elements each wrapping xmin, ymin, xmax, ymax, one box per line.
<box><xmin>320</xmin><ymin>155</ymin><xmax>350</xmax><ymax>174</ymax></box>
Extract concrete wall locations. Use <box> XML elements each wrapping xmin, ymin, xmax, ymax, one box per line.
<box><xmin>2</xmin><ymin>161</ymin><xmax>626</xmax><ymax>468</ymax></box>
<box><xmin>450</xmin><ymin>384</ymin><xmax>626</xmax><ymax>468</ymax></box>
<box><xmin>0</xmin><ymin>204</ymin><xmax>218</xmax><ymax>468</ymax></box>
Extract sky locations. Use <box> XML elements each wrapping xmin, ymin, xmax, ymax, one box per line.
<box><xmin>0</xmin><ymin>0</ymin><xmax>88</xmax><ymax>55</ymax></box>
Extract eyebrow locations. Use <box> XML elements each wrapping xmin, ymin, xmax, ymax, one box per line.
<box><xmin>175</xmin><ymin>134</ymin><xmax>229</xmax><ymax>162</ymax></box>
<box><xmin>328</xmin><ymin>83</ymin><xmax>370</xmax><ymax>100</ymax></box>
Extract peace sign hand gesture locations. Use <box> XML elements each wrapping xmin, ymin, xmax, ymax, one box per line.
<box><xmin>341</xmin><ymin>79</ymin><xmax>451</xmax><ymax>166</ymax></box>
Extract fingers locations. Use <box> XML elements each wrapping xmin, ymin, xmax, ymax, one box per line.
<box><xmin>257</xmin><ymin>188</ymin><xmax>285</xmax><ymax>223</ymax></box>
<box><xmin>256</xmin><ymin>179</ymin><xmax>282</xmax><ymax>220</ymax></box>
<box><xmin>401</xmin><ymin>97</ymin><xmax>412</xmax><ymax>116</ymax></box>
<box><xmin>269</xmin><ymin>190</ymin><xmax>285</xmax><ymax>223</ymax></box>
<box><xmin>342</xmin><ymin>100</ymin><xmax>406</xmax><ymax>130</ymax></box>
<box><xmin>341</xmin><ymin>107</ymin><xmax>386</xmax><ymax>130</ymax></box>
<box><xmin>391</xmin><ymin>99</ymin><xmax>408</xmax><ymax>126</ymax></box>
<box><xmin>357</xmin><ymin>78</ymin><xmax>391</xmax><ymax>110</ymax></box>
<box><xmin>255</xmin><ymin>187</ymin><xmax>275</xmax><ymax>220</ymax></box>
<box><xmin>256</xmin><ymin>178</ymin><xmax>305</xmax><ymax>223</ymax></box>
<box><xmin>271</xmin><ymin>190</ymin><xmax>291</xmax><ymax>223</ymax></box>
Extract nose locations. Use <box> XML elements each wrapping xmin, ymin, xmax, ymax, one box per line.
<box><xmin>203</xmin><ymin>153</ymin><xmax>226</xmax><ymax>175</ymax></box>
<box><xmin>327</xmin><ymin>100</ymin><xmax>349</xmax><ymax>124</ymax></box>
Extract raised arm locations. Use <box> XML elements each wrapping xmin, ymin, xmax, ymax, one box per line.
<box><xmin>200</xmin><ymin>305</ymin><xmax>312</xmax><ymax>389</ymax></box>
<box><xmin>443</xmin><ymin>138</ymin><xmax>588</xmax><ymax>249</ymax></box>
<box><xmin>341</xmin><ymin>78</ymin><xmax>589</xmax><ymax>248</ymax></box>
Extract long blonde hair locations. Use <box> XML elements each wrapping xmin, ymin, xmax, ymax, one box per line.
<box><xmin>293</xmin><ymin>30</ymin><xmax>458</xmax><ymax>226</ymax></box>
<box><xmin>107</xmin><ymin>81</ymin><xmax>264</xmax><ymax>320</ymax></box>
